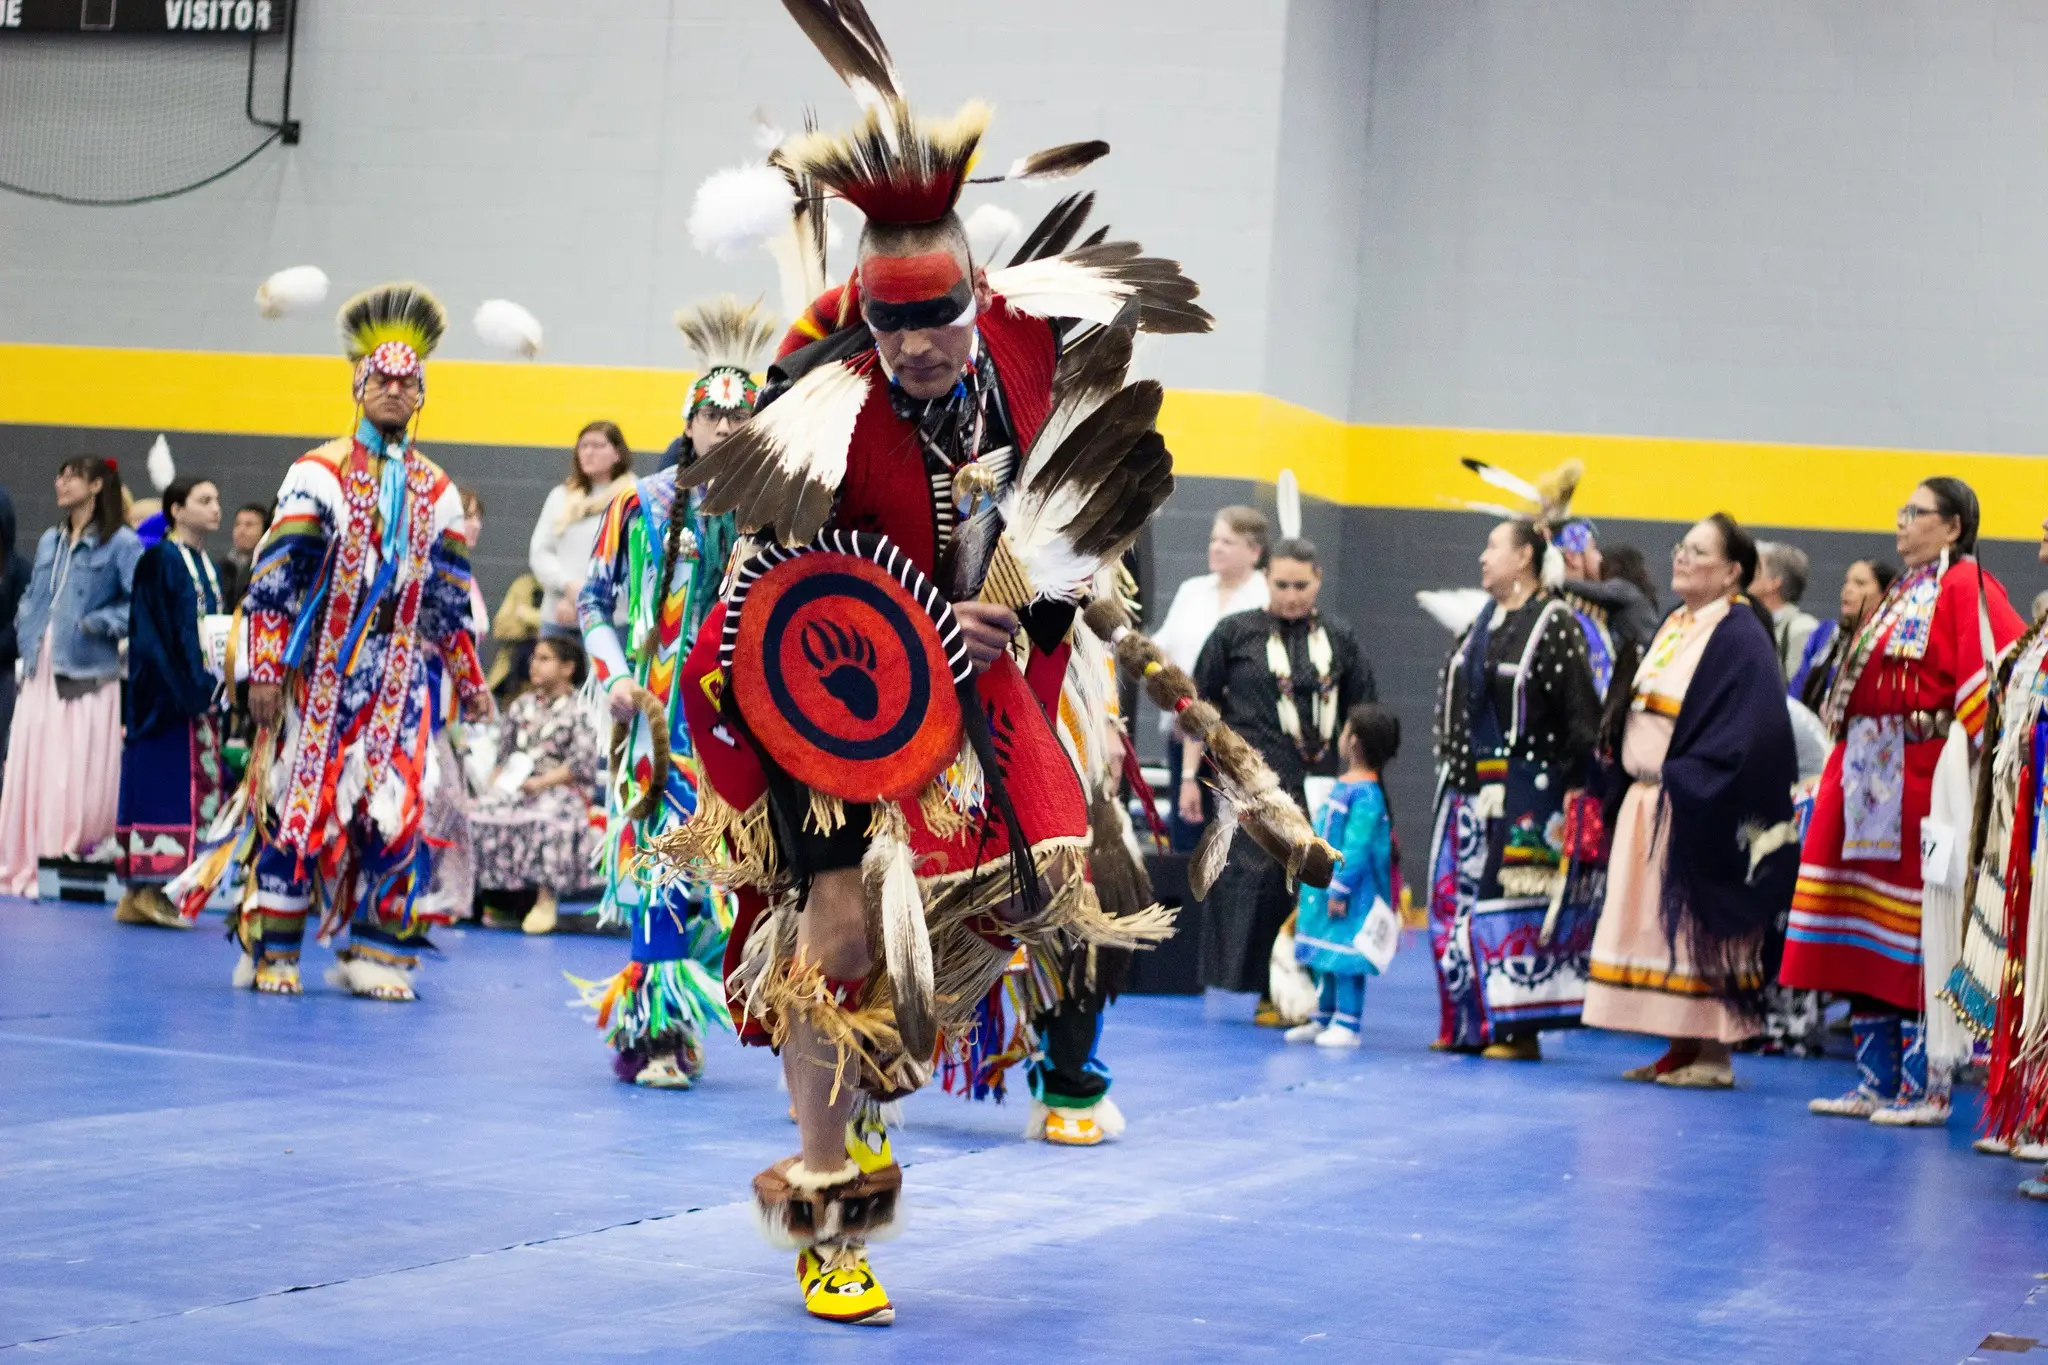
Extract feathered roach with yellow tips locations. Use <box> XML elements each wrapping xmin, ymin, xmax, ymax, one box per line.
<box><xmin>337</xmin><ymin>282</ymin><xmax>448</xmax><ymax>364</ymax></box>
<box><xmin>773</xmin><ymin>99</ymin><xmax>991</xmax><ymax>227</ymax></box>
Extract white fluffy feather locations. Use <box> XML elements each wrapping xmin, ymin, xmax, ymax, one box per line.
<box><xmin>1463</xmin><ymin>459</ymin><xmax>1542</xmax><ymax>507</ymax></box>
<box><xmin>767</xmin><ymin>228</ymin><xmax>825</xmax><ymax>325</ymax></box>
<box><xmin>689</xmin><ymin>164</ymin><xmax>795</xmax><ymax>260</ymax></box>
<box><xmin>473</xmin><ymin>299</ymin><xmax>543</xmax><ymax>358</ymax></box>
<box><xmin>146</xmin><ymin>434</ymin><xmax>174</xmax><ymax>492</ymax></box>
<box><xmin>997</xmin><ymin>483</ymin><xmax>1098</xmax><ymax>603</ymax></box>
<box><xmin>1276</xmin><ymin>468</ymin><xmax>1301</xmax><ymax>540</ymax></box>
<box><xmin>963</xmin><ymin>203</ymin><xmax>1022</xmax><ymax>266</ymax></box>
<box><xmin>254</xmin><ymin>265</ymin><xmax>329</xmax><ymax>318</ymax></box>
<box><xmin>983</xmin><ymin>256</ymin><xmax>1131</xmax><ymax>327</ymax></box>
<box><xmin>1445</xmin><ymin>497</ymin><xmax>1524</xmax><ymax>520</ymax></box>
<box><xmin>1416</xmin><ymin>588</ymin><xmax>1492</xmax><ymax>635</ymax></box>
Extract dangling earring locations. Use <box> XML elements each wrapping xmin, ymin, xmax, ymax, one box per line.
<box><xmin>1938</xmin><ymin>545</ymin><xmax>1950</xmax><ymax>579</ymax></box>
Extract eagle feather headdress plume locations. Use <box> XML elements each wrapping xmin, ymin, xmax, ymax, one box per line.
<box><xmin>337</xmin><ymin>283</ymin><xmax>447</xmax><ymax>363</ymax></box>
<box><xmin>674</xmin><ymin>295</ymin><xmax>779</xmax><ymax>374</ymax></box>
<box><xmin>1455</xmin><ymin>456</ymin><xmax>1584</xmax><ymax>527</ymax></box>
<box><xmin>687</xmin><ymin>0</ymin><xmax>1205</xmax><ymax>551</ymax></box>
<box><xmin>773</xmin><ymin>97</ymin><xmax>992</xmax><ymax>227</ymax></box>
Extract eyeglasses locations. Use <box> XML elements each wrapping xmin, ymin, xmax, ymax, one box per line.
<box><xmin>1897</xmin><ymin>504</ymin><xmax>1942</xmax><ymax>528</ymax></box>
<box><xmin>1671</xmin><ymin>542</ymin><xmax>1720</xmax><ymax>563</ymax></box>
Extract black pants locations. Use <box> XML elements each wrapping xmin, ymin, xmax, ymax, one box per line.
<box><xmin>1030</xmin><ymin>989</ymin><xmax>1109</xmax><ymax>1108</ymax></box>
<box><xmin>1199</xmin><ymin>837</ymin><xmax>1292</xmax><ymax>995</ymax></box>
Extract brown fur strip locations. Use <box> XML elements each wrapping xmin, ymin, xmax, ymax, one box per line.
<box><xmin>752</xmin><ymin>1155</ymin><xmax>903</xmax><ymax>1250</ymax></box>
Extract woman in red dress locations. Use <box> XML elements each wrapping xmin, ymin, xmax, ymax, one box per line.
<box><xmin>1781</xmin><ymin>477</ymin><xmax>2023</xmax><ymax>1127</ymax></box>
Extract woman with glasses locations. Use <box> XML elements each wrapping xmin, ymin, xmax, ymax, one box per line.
<box><xmin>1582</xmin><ymin>514</ymin><xmax>1800</xmax><ymax>1087</ymax></box>
<box><xmin>1781</xmin><ymin>478</ymin><xmax>2024</xmax><ymax>1127</ymax></box>
<box><xmin>1429</xmin><ymin>518</ymin><xmax>1603</xmax><ymax>1059</ymax></box>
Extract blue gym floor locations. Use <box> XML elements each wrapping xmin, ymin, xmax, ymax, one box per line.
<box><xmin>3</xmin><ymin>896</ymin><xmax>2046</xmax><ymax>1363</ymax></box>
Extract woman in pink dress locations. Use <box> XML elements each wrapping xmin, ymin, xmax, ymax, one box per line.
<box><xmin>0</xmin><ymin>456</ymin><xmax>143</xmax><ymax>896</ymax></box>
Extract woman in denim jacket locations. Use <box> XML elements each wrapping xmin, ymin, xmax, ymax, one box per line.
<box><xmin>0</xmin><ymin>456</ymin><xmax>143</xmax><ymax>895</ymax></box>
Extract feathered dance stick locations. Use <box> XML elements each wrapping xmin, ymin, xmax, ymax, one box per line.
<box><xmin>610</xmin><ymin>689</ymin><xmax>671</xmax><ymax>823</ymax></box>
<box><xmin>1079</xmin><ymin>598</ymin><xmax>1336</xmax><ymax>896</ymax></box>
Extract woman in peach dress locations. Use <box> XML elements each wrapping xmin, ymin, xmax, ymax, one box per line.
<box><xmin>1583</xmin><ymin>513</ymin><xmax>1801</xmax><ymax>1088</ymax></box>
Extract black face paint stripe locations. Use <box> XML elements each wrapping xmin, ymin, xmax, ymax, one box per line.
<box><xmin>862</xmin><ymin>280</ymin><xmax>975</xmax><ymax>334</ymax></box>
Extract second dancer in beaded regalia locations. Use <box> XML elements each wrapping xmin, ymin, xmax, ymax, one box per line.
<box><xmin>573</xmin><ymin>297</ymin><xmax>773</xmax><ymax>1088</ymax></box>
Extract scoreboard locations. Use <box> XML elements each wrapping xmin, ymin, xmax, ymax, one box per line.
<box><xmin>0</xmin><ymin>0</ymin><xmax>290</xmax><ymax>33</ymax></box>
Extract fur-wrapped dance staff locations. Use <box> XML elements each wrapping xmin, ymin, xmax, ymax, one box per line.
<box><xmin>1079</xmin><ymin>598</ymin><xmax>1337</xmax><ymax>897</ymax></box>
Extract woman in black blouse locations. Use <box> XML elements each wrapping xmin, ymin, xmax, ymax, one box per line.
<box><xmin>1428</xmin><ymin>519</ymin><xmax>1603</xmax><ymax>1059</ymax></box>
<box><xmin>1186</xmin><ymin>538</ymin><xmax>1375</xmax><ymax>1022</ymax></box>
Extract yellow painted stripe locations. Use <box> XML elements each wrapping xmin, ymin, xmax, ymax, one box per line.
<box><xmin>6</xmin><ymin>342</ymin><xmax>2046</xmax><ymax>538</ymax></box>
<box><xmin>1156</xmin><ymin>390</ymin><xmax>2048</xmax><ymax>540</ymax></box>
<box><xmin>0</xmin><ymin>342</ymin><xmax>687</xmax><ymax>452</ymax></box>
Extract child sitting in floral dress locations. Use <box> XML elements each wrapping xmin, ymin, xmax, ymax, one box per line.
<box><xmin>471</xmin><ymin>635</ymin><xmax>600</xmax><ymax>933</ymax></box>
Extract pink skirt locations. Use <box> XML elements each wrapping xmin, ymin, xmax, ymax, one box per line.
<box><xmin>0</xmin><ymin>630</ymin><xmax>124</xmax><ymax>897</ymax></box>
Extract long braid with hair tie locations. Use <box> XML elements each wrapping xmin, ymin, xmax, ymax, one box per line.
<box><xmin>655</xmin><ymin>452</ymin><xmax>691</xmax><ymax>613</ymax></box>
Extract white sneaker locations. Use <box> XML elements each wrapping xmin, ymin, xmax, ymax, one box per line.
<box><xmin>1283</xmin><ymin>1021</ymin><xmax>1327</xmax><ymax>1044</ymax></box>
<box><xmin>2015</xmin><ymin>1141</ymin><xmax>2048</xmax><ymax>1162</ymax></box>
<box><xmin>1315</xmin><ymin>1024</ymin><xmax>1361</xmax><ymax>1049</ymax></box>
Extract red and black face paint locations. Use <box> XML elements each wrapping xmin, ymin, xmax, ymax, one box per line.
<box><xmin>859</xmin><ymin>251</ymin><xmax>975</xmax><ymax>333</ymax></box>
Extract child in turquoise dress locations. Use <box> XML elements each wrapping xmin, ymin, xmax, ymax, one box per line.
<box><xmin>1287</xmin><ymin>703</ymin><xmax>1400</xmax><ymax>1048</ymax></box>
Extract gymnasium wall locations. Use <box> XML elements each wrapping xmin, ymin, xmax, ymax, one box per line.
<box><xmin>0</xmin><ymin>0</ymin><xmax>1291</xmax><ymax>391</ymax></box>
<box><xmin>1353</xmin><ymin>0</ymin><xmax>2048</xmax><ymax>454</ymax></box>
<box><xmin>6</xmin><ymin>1</ymin><xmax>2048</xmax><ymax>876</ymax></box>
